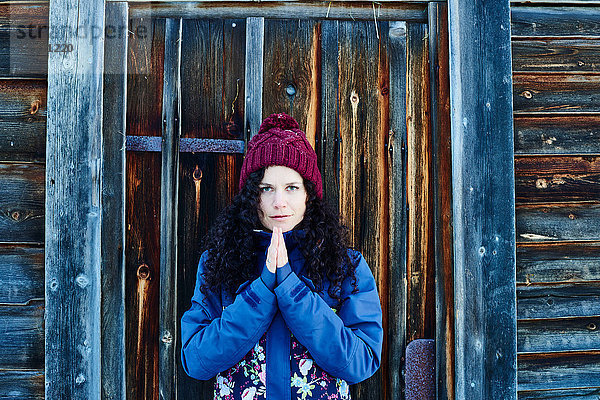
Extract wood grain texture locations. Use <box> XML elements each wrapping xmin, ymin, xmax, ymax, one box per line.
<box><xmin>128</xmin><ymin>2</ymin><xmax>428</xmax><ymax>22</ymax></box>
<box><xmin>518</xmin><ymin>387</ymin><xmax>600</xmax><ymax>400</ymax></box>
<box><xmin>0</xmin><ymin>79</ymin><xmax>46</xmax><ymax>162</ymax></box>
<box><xmin>511</xmin><ymin>7</ymin><xmax>600</xmax><ymax>37</ymax></box>
<box><xmin>0</xmin><ymin>4</ymin><xmax>48</xmax><ymax>78</ymax></box>
<box><xmin>516</xmin><ymin>203</ymin><xmax>600</xmax><ymax>242</ymax></box>
<box><xmin>517</xmin><ymin>242</ymin><xmax>600</xmax><ymax>285</ymax></box>
<box><xmin>45</xmin><ymin>0</ymin><xmax>105</xmax><ymax>395</ymax></box>
<box><xmin>176</xmin><ymin>153</ymin><xmax>242</xmax><ymax>400</ymax></box>
<box><xmin>125</xmin><ymin>17</ymin><xmax>165</xmax><ymax>400</ymax></box>
<box><xmin>127</xmin><ymin>18</ymin><xmax>165</xmax><ymax>137</ymax></box>
<box><xmin>512</xmin><ymin>39</ymin><xmax>600</xmax><ymax>73</ymax></box>
<box><xmin>0</xmin><ymin>245</ymin><xmax>43</xmax><ymax>304</ymax></box>
<box><xmin>181</xmin><ymin>19</ymin><xmax>246</xmax><ymax>140</ymax></box>
<box><xmin>262</xmin><ymin>19</ymin><xmax>320</xmax><ymax>147</ymax></box>
<box><xmin>0</xmin><ymin>300</ymin><xmax>44</xmax><ymax>369</ymax></box>
<box><xmin>518</xmin><ymin>351</ymin><xmax>600</xmax><ymax>391</ymax></box>
<box><xmin>448</xmin><ymin>0</ymin><xmax>517</xmax><ymax>398</ymax></box>
<box><xmin>0</xmin><ymin>163</ymin><xmax>44</xmax><ymax>244</ymax></box>
<box><xmin>428</xmin><ymin>4</ymin><xmax>454</xmax><ymax>400</ymax></box>
<box><xmin>0</xmin><ymin>369</ymin><xmax>44</xmax><ymax>400</ymax></box>
<box><xmin>514</xmin><ymin>115</ymin><xmax>600</xmax><ymax>155</ymax></box>
<box><xmin>337</xmin><ymin>19</ymin><xmax>389</xmax><ymax>400</ymax></box>
<box><xmin>101</xmin><ymin>4</ymin><xmax>127</xmax><ymax>400</ymax></box>
<box><xmin>517</xmin><ymin>284</ymin><xmax>600</xmax><ymax>320</ymax></box>
<box><xmin>245</xmin><ymin>17</ymin><xmax>264</xmax><ymax>138</ymax></box>
<box><xmin>320</xmin><ymin>20</ymin><xmax>340</xmax><ymax>207</ymax></box>
<box><xmin>406</xmin><ymin>22</ymin><xmax>434</xmax><ymax>344</ymax></box>
<box><xmin>387</xmin><ymin>19</ymin><xmax>407</xmax><ymax>400</ymax></box>
<box><xmin>513</xmin><ymin>74</ymin><xmax>600</xmax><ymax>113</ymax></box>
<box><xmin>518</xmin><ymin>317</ymin><xmax>600</xmax><ymax>353</ymax></box>
<box><xmin>515</xmin><ymin>156</ymin><xmax>600</xmax><ymax>203</ymax></box>
<box><xmin>159</xmin><ymin>18</ymin><xmax>182</xmax><ymax>400</ymax></box>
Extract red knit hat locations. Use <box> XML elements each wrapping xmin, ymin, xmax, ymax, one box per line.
<box><xmin>239</xmin><ymin>113</ymin><xmax>323</xmax><ymax>199</ymax></box>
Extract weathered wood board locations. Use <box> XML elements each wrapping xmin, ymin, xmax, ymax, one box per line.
<box><xmin>513</xmin><ymin>74</ymin><xmax>600</xmax><ymax>113</ymax></box>
<box><xmin>0</xmin><ymin>79</ymin><xmax>46</xmax><ymax>162</ymax></box>
<box><xmin>517</xmin><ymin>242</ymin><xmax>600</xmax><ymax>284</ymax></box>
<box><xmin>511</xmin><ymin>7</ymin><xmax>600</xmax><ymax>37</ymax></box>
<box><xmin>0</xmin><ymin>4</ymin><xmax>48</xmax><ymax>78</ymax></box>
<box><xmin>337</xmin><ymin>19</ymin><xmax>390</xmax><ymax>400</ymax></box>
<box><xmin>518</xmin><ymin>387</ymin><xmax>600</xmax><ymax>400</ymax></box>
<box><xmin>0</xmin><ymin>163</ymin><xmax>44</xmax><ymax>244</ymax></box>
<box><xmin>516</xmin><ymin>203</ymin><xmax>600</xmax><ymax>242</ymax></box>
<box><xmin>0</xmin><ymin>370</ymin><xmax>44</xmax><ymax>400</ymax></box>
<box><xmin>518</xmin><ymin>317</ymin><xmax>600</xmax><ymax>353</ymax></box>
<box><xmin>125</xmin><ymin>17</ymin><xmax>165</xmax><ymax>400</ymax></box>
<box><xmin>512</xmin><ymin>39</ymin><xmax>600</xmax><ymax>73</ymax></box>
<box><xmin>518</xmin><ymin>352</ymin><xmax>600</xmax><ymax>391</ymax></box>
<box><xmin>515</xmin><ymin>156</ymin><xmax>600</xmax><ymax>203</ymax></box>
<box><xmin>0</xmin><ymin>245</ymin><xmax>43</xmax><ymax>304</ymax></box>
<box><xmin>514</xmin><ymin>115</ymin><xmax>600</xmax><ymax>155</ymax></box>
<box><xmin>0</xmin><ymin>300</ymin><xmax>44</xmax><ymax>370</ymax></box>
<box><xmin>517</xmin><ymin>284</ymin><xmax>600</xmax><ymax>320</ymax></box>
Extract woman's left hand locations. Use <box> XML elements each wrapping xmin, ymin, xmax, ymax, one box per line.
<box><xmin>274</xmin><ymin>227</ymin><xmax>288</xmax><ymax>268</ymax></box>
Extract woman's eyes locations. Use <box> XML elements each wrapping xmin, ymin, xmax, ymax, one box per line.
<box><xmin>259</xmin><ymin>185</ymin><xmax>300</xmax><ymax>192</ymax></box>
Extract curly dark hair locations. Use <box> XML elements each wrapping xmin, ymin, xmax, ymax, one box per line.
<box><xmin>200</xmin><ymin>167</ymin><xmax>358</xmax><ymax>304</ymax></box>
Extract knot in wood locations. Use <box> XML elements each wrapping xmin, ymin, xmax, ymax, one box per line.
<box><xmin>522</xmin><ymin>91</ymin><xmax>533</xmax><ymax>99</ymax></box>
<box><xmin>193</xmin><ymin>166</ymin><xmax>203</xmax><ymax>182</ymax></box>
<box><xmin>137</xmin><ymin>264</ymin><xmax>151</xmax><ymax>280</ymax></box>
<box><xmin>587</xmin><ymin>322</ymin><xmax>597</xmax><ymax>331</ymax></box>
<box><xmin>285</xmin><ymin>84</ymin><xmax>296</xmax><ymax>97</ymax></box>
<box><xmin>30</xmin><ymin>100</ymin><xmax>41</xmax><ymax>115</ymax></box>
<box><xmin>11</xmin><ymin>210</ymin><xmax>20</xmax><ymax>221</ymax></box>
<box><xmin>162</xmin><ymin>331</ymin><xmax>173</xmax><ymax>344</ymax></box>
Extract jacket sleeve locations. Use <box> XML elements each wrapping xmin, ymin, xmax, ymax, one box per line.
<box><xmin>274</xmin><ymin>250</ymin><xmax>383</xmax><ymax>384</ymax></box>
<box><xmin>180</xmin><ymin>251</ymin><xmax>278</xmax><ymax>380</ymax></box>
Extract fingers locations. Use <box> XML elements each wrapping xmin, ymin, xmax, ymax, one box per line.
<box><xmin>276</xmin><ymin>227</ymin><xmax>288</xmax><ymax>268</ymax></box>
<box><xmin>266</xmin><ymin>228</ymin><xmax>277</xmax><ymax>273</ymax></box>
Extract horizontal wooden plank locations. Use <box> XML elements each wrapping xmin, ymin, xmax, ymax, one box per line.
<box><xmin>514</xmin><ymin>74</ymin><xmax>600</xmax><ymax>113</ymax></box>
<box><xmin>0</xmin><ymin>163</ymin><xmax>44</xmax><ymax>244</ymax></box>
<box><xmin>517</xmin><ymin>203</ymin><xmax>600</xmax><ymax>242</ymax></box>
<box><xmin>0</xmin><ymin>300</ymin><xmax>44</xmax><ymax>369</ymax></box>
<box><xmin>0</xmin><ymin>79</ymin><xmax>46</xmax><ymax>119</ymax></box>
<box><xmin>518</xmin><ymin>317</ymin><xmax>600</xmax><ymax>353</ymax></box>
<box><xmin>129</xmin><ymin>2</ymin><xmax>428</xmax><ymax>21</ymax></box>
<box><xmin>0</xmin><ymin>4</ymin><xmax>48</xmax><ymax>78</ymax></box>
<box><xmin>514</xmin><ymin>115</ymin><xmax>600</xmax><ymax>155</ymax></box>
<box><xmin>0</xmin><ymin>245</ymin><xmax>43</xmax><ymax>304</ymax></box>
<box><xmin>515</xmin><ymin>156</ymin><xmax>600</xmax><ymax>203</ymax></box>
<box><xmin>512</xmin><ymin>39</ymin><xmax>600</xmax><ymax>73</ymax></box>
<box><xmin>0</xmin><ymin>79</ymin><xmax>46</xmax><ymax>162</ymax></box>
<box><xmin>518</xmin><ymin>284</ymin><xmax>600</xmax><ymax>320</ymax></box>
<box><xmin>518</xmin><ymin>387</ymin><xmax>600</xmax><ymax>400</ymax></box>
<box><xmin>518</xmin><ymin>351</ymin><xmax>600</xmax><ymax>391</ymax></box>
<box><xmin>511</xmin><ymin>7</ymin><xmax>600</xmax><ymax>37</ymax></box>
<box><xmin>517</xmin><ymin>242</ymin><xmax>600</xmax><ymax>284</ymax></box>
<box><xmin>0</xmin><ymin>369</ymin><xmax>44</xmax><ymax>400</ymax></box>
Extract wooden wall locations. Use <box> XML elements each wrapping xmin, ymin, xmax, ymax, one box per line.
<box><xmin>511</xmin><ymin>5</ymin><xmax>600</xmax><ymax>399</ymax></box>
<box><xmin>0</xmin><ymin>2</ymin><xmax>47</xmax><ymax>399</ymax></box>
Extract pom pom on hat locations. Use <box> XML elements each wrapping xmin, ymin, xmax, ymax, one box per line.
<box><xmin>239</xmin><ymin>113</ymin><xmax>323</xmax><ymax>199</ymax></box>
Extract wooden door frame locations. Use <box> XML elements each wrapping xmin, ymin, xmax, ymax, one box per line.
<box><xmin>44</xmin><ymin>1</ymin><xmax>517</xmax><ymax>399</ymax></box>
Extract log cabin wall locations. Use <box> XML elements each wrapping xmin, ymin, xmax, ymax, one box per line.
<box><xmin>511</xmin><ymin>3</ymin><xmax>600</xmax><ymax>399</ymax></box>
<box><xmin>0</xmin><ymin>2</ymin><xmax>47</xmax><ymax>399</ymax></box>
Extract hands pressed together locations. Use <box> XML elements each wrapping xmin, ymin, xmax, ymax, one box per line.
<box><xmin>265</xmin><ymin>227</ymin><xmax>289</xmax><ymax>273</ymax></box>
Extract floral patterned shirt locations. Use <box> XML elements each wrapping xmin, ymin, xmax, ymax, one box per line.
<box><xmin>214</xmin><ymin>333</ymin><xmax>351</xmax><ymax>400</ymax></box>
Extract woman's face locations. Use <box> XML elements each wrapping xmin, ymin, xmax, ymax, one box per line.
<box><xmin>258</xmin><ymin>166</ymin><xmax>308</xmax><ymax>232</ymax></box>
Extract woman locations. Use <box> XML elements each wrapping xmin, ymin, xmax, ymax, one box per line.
<box><xmin>181</xmin><ymin>113</ymin><xmax>383</xmax><ymax>400</ymax></box>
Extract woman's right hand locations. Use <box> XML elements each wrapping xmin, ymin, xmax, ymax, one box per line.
<box><xmin>266</xmin><ymin>227</ymin><xmax>288</xmax><ymax>273</ymax></box>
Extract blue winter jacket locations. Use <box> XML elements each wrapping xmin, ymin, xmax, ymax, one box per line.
<box><xmin>180</xmin><ymin>229</ymin><xmax>383</xmax><ymax>398</ymax></box>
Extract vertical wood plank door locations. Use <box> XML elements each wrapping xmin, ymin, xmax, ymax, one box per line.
<box><xmin>117</xmin><ymin>5</ymin><xmax>443</xmax><ymax>399</ymax></box>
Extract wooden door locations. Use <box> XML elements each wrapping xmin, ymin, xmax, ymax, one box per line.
<box><xmin>105</xmin><ymin>3</ymin><xmax>452</xmax><ymax>399</ymax></box>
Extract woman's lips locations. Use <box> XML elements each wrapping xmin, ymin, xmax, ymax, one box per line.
<box><xmin>271</xmin><ymin>215</ymin><xmax>291</xmax><ymax>219</ymax></box>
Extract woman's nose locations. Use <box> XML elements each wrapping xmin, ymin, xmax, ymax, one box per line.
<box><xmin>273</xmin><ymin>191</ymin><xmax>286</xmax><ymax>208</ymax></box>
